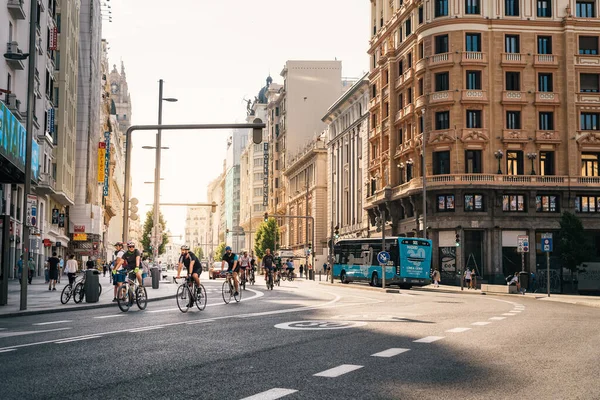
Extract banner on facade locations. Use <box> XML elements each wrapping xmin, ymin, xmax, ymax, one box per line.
<box><xmin>46</xmin><ymin>108</ymin><xmax>55</xmax><ymax>134</ymax></box>
<box><xmin>58</xmin><ymin>213</ymin><xmax>65</xmax><ymax>228</ymax></box>
<box><xmin>263</xmin><ymin>142</ymin><xmax>269</xmax><ymax>206</ymax></box>
<box><xmin>103</xmin><ymin>132</ymin><xmax>110</xmax><ymax>196</ymax></box>
<box><xmin>98</xmin><ymin>142</ymin><xmax>106</xmax><ymax>183</ymax></box>
<box><xmin>73</xmin><ymin>233</ymin><xmax>87</xmax><ymax>241</ymax></box>
<box><xmin>26</xmin><ymin>194</ymin><xmax>37</xmax><ymax>228</ymax></box>
<box><xmin>52</xmin><ymin>208</ymin><xmax>59</xmax><ymax>224</ymax></box>
<box><xmin>74</xmin><ymin>225</ymin><xmax>85</xmax><ymax>233</ymax></box>
<box><xmin>49</xmin><ymin>27</ymin><xmax>58</xmax><ymax>51</ymax></box>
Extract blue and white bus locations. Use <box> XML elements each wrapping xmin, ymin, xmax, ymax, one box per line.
<box><xmin>332</xmin><ymin>237</ymin><xmax>432</xmax><ymax>289</ymax></box>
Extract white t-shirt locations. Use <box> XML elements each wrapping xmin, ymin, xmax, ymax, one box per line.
<box><xmin>465</xmin><ymin>270</ymin><xmax>472</xmax><ymax>279</ymax></box>
<box><xmin>239</xmin><ymin>256</ymin><xmax>251</xmax><ymax>267</ymax></box>
<box><xmin>66</xmin><ymin>259</ymin><xmax>78</xmax><ymax>274</ymax></box>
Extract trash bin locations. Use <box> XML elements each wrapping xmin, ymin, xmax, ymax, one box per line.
<box><xmin>151</xmin><ymin>267</ymin><xmax>160</xmax><ymax>289</ymax></box>
<box><xmin>519</xmin><ymin>271</ymin><xmax>529</xmax><ymax>291</ymax></box>
<box><xmin>308</xmin><ymin>270</ymin><xmax>314</xmax><ymax>280</ymax></box>
<box><xmin>84</xmin><ymin>269</ymin><xmax>100</xmax><ymax>303</ymax></box>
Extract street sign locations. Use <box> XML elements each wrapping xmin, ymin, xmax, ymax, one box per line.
<box><xmin>517</xmin><ymin>235</ymin><xmax>529</xmax><ymax>253</ymax></box>
<box><xmin>377</xmin><ymin>251</ymin><xmax>390</xmax><ymax>265</ymax></box>
<box><xmin>26</xmin><ymin>194</ymin><xmax>37</xmax><ymax>228</ymax></box>
<box><xmin>542</xmin><ymin>237</ymin><xmax>553</xmax><ymax>252</ymax></box>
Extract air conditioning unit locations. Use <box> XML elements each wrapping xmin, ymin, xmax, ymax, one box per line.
<box><xmin>7</xmin><ymin>93</ymin><xmax>21</xmax><ymax>110</ymax></box>
<box><xmin>7</xmin><ymin>41</ymin><xmax>21</xmax><ymax>54</ymax></box>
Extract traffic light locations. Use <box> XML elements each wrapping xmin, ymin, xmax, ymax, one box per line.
<box><xmin>455</xmin><ymin>233</ymin><xmax>460</xmax><ymax>247</ymax></box>
<box><xmin>264</xmin><ymin>212</ymin><xmax>268</xmax><ymax>222</ymax></box>
<box><xmin>334</xmin><ymin>225</ymin><xmax>340</xmax><ymax>239</ymax></box>
<box><xmin>211</xmin><ymin>202</ymin><xmax>217</xmax><ymax>213</ymax></box>
<box><xmin>226</xmin><ymin>228</ymin><xmax>230</xmax><ymax>234</ymax></box>
<box><xmin>252</xmin><ymin>118</ymin><xmax>263</xmax><ymax>144</ymax></box>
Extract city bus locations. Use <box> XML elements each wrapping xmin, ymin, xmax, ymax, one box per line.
<box><xmin>332</xmin><ymin>237</ymin><xmax>432</xmax><ymax>289</ymax></box>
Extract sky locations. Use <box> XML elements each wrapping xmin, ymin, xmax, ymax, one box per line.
<box><xmin>102</xmin><ymin>0</ymin><xmax>370</xmax><ymax>239</ymax></box>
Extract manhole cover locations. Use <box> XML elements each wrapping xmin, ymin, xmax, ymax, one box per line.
<box><xmin>274</xmin><ymin>320</ymin><xmax>368</xmax><ymax>330</ymax></box>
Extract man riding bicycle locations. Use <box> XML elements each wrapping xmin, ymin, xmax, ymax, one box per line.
<box><xmin>177</xmin><ymin>245</ymin><xmax>202</xmax><ymax>306</ymax></box>
<box><xmin>221</xmin><ymin>246</ymin><xmax>240</xmax><ymax>296</ymax></box>
<box><xmin>122</xmin><ymin>241</ymin><xmax>142</xmax><ymax>287</ymax></box>
<box><xmin>111</xmin><ymin>242</ymin><xmax>125</xmax><ymax>302</ymax></box>
<box><xmin>261</xmin><ymin>248</ymin><xmax>274</xmax><ymax>282</ymax></box>
<box><xmin>238</xmin><ymin>250</ymin><xmax>251</xmax><ymax>283</ymax></box>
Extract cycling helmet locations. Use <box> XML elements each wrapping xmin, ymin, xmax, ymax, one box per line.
<box><xmin>114</xmin><ymin>242</ymin><xmax>124</xmax><ymax>247</ymax></box>
<box><xmin>225</xmin><ymin>246</ymin><xmax>232</xmax><ymax>251</ymax></box>
<box><xmin>181</xmin><ymin>245</ymin><xmax>190</xmax><ymax>250</ymax></box>
<box><xmin>126</xmin><ymin>241</ymin><xmax>135</xmax><ymax>247</ymax></box>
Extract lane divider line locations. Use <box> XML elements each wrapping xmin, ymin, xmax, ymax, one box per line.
<box><xmin>502</xmin><ymin>313</ymin><xmax>517</xmax><ymax>316</ymax></box>
<box><xmin>32</xmin><ymin>320</ymin><xmax>72</xmax><ymax>326</ymax></box>
<box><xmin>0</xmin><ymin>348</ymin><xmax>16</xmax><ymax>353</ymax></box>
<box><xmin>489</xmin><ymin>317</ymin><xmax>506</xmax><ymax>320</ymax></box>
<box><xmin>93</xmin><ymin>315</ymin><xmax>124</xmax><ymax>319</ymax></box>
<box><xmin>446</xmin><ymin>327</ymin><xmax>471</xmax><ymax>333</ymax></box>
<box><xmin>371</xmin><ymin>348</ymin><xmax>410</xmax><ymax>358</ymax></box>
<box><xmin>55</xmin><ymin>336</ymin><xmax>102</xmax><ymax>344</ymax></box>
<box><xmin>240</xmin><ymin>388</ymin><xmax>298</xmax><ymax>400</ymax></box>
<box><xmin>129</xmin><ymin>326</ymin><xmax>164</xmax><ymax>333</ymax></box>
<box><xmin>314</xmin><ymin>364</ymin><xmax>363</xmax><ymax>378</ymax></box>
<box><xmin>413</xmin><ymin>336</ymin><xmax>444</xmax><ymax>343</ymax></box>
<box><xmin>471</xmin><ymin>322</ymin><xmax>491</xmax><ymax>326</ymax></box>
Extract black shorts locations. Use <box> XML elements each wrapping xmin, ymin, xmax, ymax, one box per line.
<box><xmin>49</xmin><ymin>269</ymin><xmax>59</xmax><ymax>280</ymax></box>
<box><xmin>191</xmin><ymin>267</ymin><xmax>202</xmax><ymax>276</ymax></box>
<box><xmin>229</xmin><ymin>265</ymin><xmax>240</xmax><ymax>274</ymax></box>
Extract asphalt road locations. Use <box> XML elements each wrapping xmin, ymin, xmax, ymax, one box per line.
<box><xmin>0</xmin><ymin>278</ymin><xmax>598</xmax><ymax>400</ymax></box>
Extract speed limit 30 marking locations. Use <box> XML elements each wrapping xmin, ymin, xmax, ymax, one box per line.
<box><xmin>274</xmin><ymin>320</ymin><xmax>368</xmax><ymax>330</ymax></box>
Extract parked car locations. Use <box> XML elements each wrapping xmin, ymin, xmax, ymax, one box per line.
<box><xmin>209</xmin><ymin>261</ymin><xmax>227</xmax><ymax>279</ymax></box>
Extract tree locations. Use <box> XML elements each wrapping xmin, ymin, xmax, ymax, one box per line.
<box><xmin>141</xmin><ymin>210</ymin><xmax>169</xmax><ymax>256</ymax></box>
<box><xmin>558</xmin><ymin>211</ymin><xmax>594</xmax><ymax>284</ymax></box>
<box><xmin>193</xmin><ymin>247</ymin><xmax>204</xmax><ymax>260</ymax></box>
<box><xmin>215</xmin><ymin>242</ymin><xmax>226</xmax><ymax>261</ymax></box>
<box><xmin>254</xmin><ymin>218</ymin><xmax>280</xmax><ymax>259</ymax></box>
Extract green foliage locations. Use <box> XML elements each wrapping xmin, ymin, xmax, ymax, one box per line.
<box><xmin>215</xmin><ymin>242</ymin><xmax>226</xmax><ymax>261</ymax></box>
<box><xmin>141</xmin><ymin>210</ymin><xmax>169</xmax><ymax>256</ymax></box>
<box><xmin>558</xmin><ymin>211</ymin><xmax>594</xmax><ymax>273</ymax></box>
<box><xmin>254</xmin><ymin>218</ymin><xmax>279</xmax><ymax>259</ymax></box>
<box><xmin>194</xmin><ymin>247</ymin><xmax>204</xmax><ymax>259</ymax></box>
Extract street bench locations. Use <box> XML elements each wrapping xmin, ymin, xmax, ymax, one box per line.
<box><xmin>481</xmin><ymin>284</ymin><xmax>518</xmax><ymax>294</ymax></box>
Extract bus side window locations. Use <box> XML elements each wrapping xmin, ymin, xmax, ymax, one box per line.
<box><xmin>390</xmin><ymin>245</ymin><xmax>399</xmax><ymax>267</ymax></box>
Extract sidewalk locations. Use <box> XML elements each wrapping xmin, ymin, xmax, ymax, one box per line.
<box><xmin>0</xmin><ymin>270</ymin><xmax>178</xmax><ymax>318</ymax></box>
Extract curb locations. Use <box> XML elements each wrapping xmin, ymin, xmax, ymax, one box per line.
<box><xmin>411</xmin><ymin>287</ymin><xmax>483</xmax><ymax>295</ymax></box>
<box><xmin>318</xmin><ymin>281</ymin><xmax>402</xmax><ymax>294</ymax></box>
<box><xmin>0</xmin><ymin>293</ymin><xmax>175</xmax><ymax>319</ymax></box>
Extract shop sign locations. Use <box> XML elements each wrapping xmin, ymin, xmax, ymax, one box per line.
<box><xmin>73</xmin><ymin>233</ymin><xmax>87</xmax><ymax>241</ymax></box>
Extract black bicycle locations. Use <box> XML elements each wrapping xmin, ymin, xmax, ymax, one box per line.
<box><xmin>174</xmin><ymin>276</ymin><xmax>207</xmax><ymax>313</ymax></box>
<box><xmin>61</xmin><ymin>274</ymin><xmax>102</xmax><ymax>304</ymax></box>
<box><xmin>248</xmin><ymin>268</ymin><xmax>255</xmax><ymax>285</ymax></box>
<box><xmin>222</xmin><ymin>272</ymin><xmax>242</xmax><ymax>304</ymax></box>
<box><xmin>116</xmin><ymin>271</ymin><xmax>147</xmax><ymax>312</ymax></box>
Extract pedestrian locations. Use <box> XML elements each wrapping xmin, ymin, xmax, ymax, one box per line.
<box><xmin>432</xmin><ymin>269</ymin><xmax>441</xmax><ymax>288</ymax></box>
<box><xmin>507</xmin><ymin>272</ymin><xmax>522</xmax><ymax>294</ymax></box>
<box><xmin>86</xmin><ymin>259</ymin><xmax>96</xmax><ymax>269</ymax></box>
<box><xmin>66</xmin><ymin>254</ymin><xmax>78</xmax><ymax>286</ymax></box>
<box><xmin>58</xmin><ymin>255</ymin><xmax>64</xmax><ymax>283</ymax></box>
<box><xmin>102</xmin><ymin>262</ymin><xmax>108</xmax><ymax>277</ymax></box>
<box><xmin>530</xmin><ymin>272</ymin><xmax>537</xmax><ymax>293</ymax></box>
<box><xmin>299</xmin><ymin>264</ymin><xmax>304</xmax><ymax>278</ymax></box>
<box><xmin>323</xmin><ymin>263</ymin><xmax>327</xmax><ymax>275</ymax></box>
<box><xmin>464</xmin><ymin>268</ymin><xmax>472</xmax><ymax>289</ymax></box>
<box><xmin>27</xmin><ymin>257</ymin><xmax>36</xmax><ymax>284</ymax></box>
<box><xmin>16</xmin><ymin>256</ymin><xmax>23</xmax><ymax>281</ymax></box>
<box><xmin>47</xmin><ymin>252</ymin><xmax>60</xmax><ymax>291</ymax></box>
<box><xmin>470</xmin><ymin>269</ymin><xmax>477</xmax><ymax>289</ymax></box>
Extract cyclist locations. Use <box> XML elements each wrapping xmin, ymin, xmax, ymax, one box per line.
<box><xmin>122</xmin><ymin>241</ymin><xmax>142</xmax><ymax>287</ymax></box>
<box><xmin>221</xmin><ymin>246</ymin><xmax>240</xmax><ymax>296</ymax></box>
<box><xmin>261</xmin><ymin>248</ymin><xmax>274</xmax><ymax>282</ymax></box>
<box><xmin>285</xmin><ymin>258</ymin><xmax>295</xmax><ymax>278</ymax></box>
<box><xmin>238</xmin><ymin>250</ymin><xmax>251</xmax><ymax>284</ymax></box>
<box><xmin>111</xmin><ymin>242</ymin><xmax>125</xmax><ymax>302</ymax></box>
<box><xmin>177</xmin><ymin>245</ymin><xmax>202</xmax><ymax>307</ymax></box>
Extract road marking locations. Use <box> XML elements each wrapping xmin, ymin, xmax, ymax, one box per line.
<box><xmin>472</xmin><ymin>322</ymin><xmax>491</xmax><ymax>326</ymax></box>
<box><xmin>489</xmin><ymin>317</ymin><xmax>506</xmax><ymax>320</ymax></box>
<box><xmin>186</xmin><ymin>320</ymin><xmax>215</xmax><ymax>325</ymax></box>
<box><xmin>446</xmin><ymin>327</ymin><xmax>471</xmax><ymax>333</ymax></box>
<box><xmin>0</xmin><ymin>328</ymin><xmax>6</xmax><ymax>331</ymax></box>
<box><xmin>94</xmin><ymin>315</ymin><xmax>124</xmax><ymax>319</ymax></box>
<box><xmin>371</xmin><ymin>348</ymin><xmax>410</xmax><ymax>358</ymax></box>
<box><xmin>413</xmin><ymin>336</ymin><xmax>444</xmax><ymax>343</ymax></box>
<box><xmin>0</xmin><ymin>348</ymin><xmax>16</xmax><ymax>353</ymax></box>
<box><xmin>0</xmin><ymin>327</ymin><xmax>71</xmax><ymax>339</ymax></box>
<box><xmin>129</xmin><ymin>326</ymin><xmax>164</xmax><ymax>333</ymax></box>
<box><xmin>314</xmin><ymin>364</ymin><xmax>363</xmax><ymax>378</ymax></box>
<box><xmin>240</xmin><ymin>388</ymin><xmax>298</xmax><ymax>400</ymax></box>
<box><xmin>32</xmin><ymin>320</ymin><xmax>72</xmax><ymax>326</ymax></box>
<box><xmin>275</xmin><ymin>320</ymin><xmax>368</xmax><ymax>330</ymax></box>
<box><xmin>502</xmin><ymin>313</ymin><xmax>517</xmax><ymax>316</ymax></box>
<box><xmin>55</xmin><ymin>336</ymin><xmax>101</xmax><ymax>344</ymax></box>
<box><xmin>511</xmin><ymin>310</ymin><xmax>523</xmax><ymax>313</ymax></box>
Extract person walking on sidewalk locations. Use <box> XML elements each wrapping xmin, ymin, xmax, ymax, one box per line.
<box><xmin>16</xmin><ymin>256</ymin><xmax>23</xmax><ymax>281</ymax></box>
<box><xmin>432</xmin><ymin>269</ymin><xmax>441</xmax><ymax>288</ymax></box>
<box><xmin>47</xmin><ymin>252</ymin><xmax>60</xmax><ymax>291</ymax></box>
<box><xmin>58</xmin><ymin>256</ymin><xmax>64</xmax><ymax>284</ymax></box>
<box><xmin>27</xmin><ymin>257</ymin><xmax>36</xmax><ymax>284</ymax></box>
<box><xmin>470</xmin><ymin>269</ymin><xmax>477</xmax><ymax>289</ymax></box>
<box><xmin>299</xmin><ymin>265</ymin><xmax>304</xmax><ymax>278</ymax></box>
<box><xmin>65</xmin><ymin>255</ymin><xmax>78</xmax><ymax>286</ymax></box>
<box><xmin>464</xmin><ymin>269</ymin><xmax>472</xmax><ymax>289</ymax></box>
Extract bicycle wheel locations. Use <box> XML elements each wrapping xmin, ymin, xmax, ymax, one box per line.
<box><xmin>98</xmin><ymin>283</ymin><xmax>103</xmax><ymax>297</ymax></box>
<box><xmin>281</xmin><ymin>273</ymin><xmax>287</xmax><ymax>281</ymax></box>
<box><xmin>117</xmin><ymin>285</ymin><xmax>131</xmax><ymax>312</ymax></box>
<box><xmin>241</xmin><ymin>276</ymin><xmax>246</xmax><ymax>291</ymax></box>
<box><xmin>176</xmin><ymin>284</ymin><xmax>190</xmax><ymax>313</ymax></box>
<box><xmin>195</xmin><ymin>284</ymin><xmax>207</xmax><ymax>311</ymax></box>
<box><xmin>250</xmin><ymin>271</ymin><xmax>255</xmax><ymax>285</ymax></box>
<box><xmin>289</xmin><ymin>273</ymin><xmax>294</xmax><ymax>282</ymax></box>
<box><xmin>73</xmin><ymin>283</ymin><xmax>84</xmax><ymax>304</ymax></box>
<box><xmin>136</xmin><ymin>286</ymin><xmax>147</xmax><ymax>310</ymax></box>
<box><xmin>234</xmin><ymin>283</ymin><xmax>242</xmax><ymax>303</ymax></box>
<box><xmin>222</xmin><ymin>280</ymin><xmax>231</xmax><ymax>304</ymax></box>
<box><xmin>60</xmin><ymin>285</ymin><xmax>72</xmax><ymax>304</ymax></box>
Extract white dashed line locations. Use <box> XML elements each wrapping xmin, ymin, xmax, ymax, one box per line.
<box><xmin>472</xmin><ymin>322</ymin><xmax>491</xmax><ymax>326</ymax></box>
<box><xmin>239</xmin><ymin>388</ymin><xmax>298</xmax><ymax>400</ymax></box>
<box><xmin>55</xmin><ymin>335</ymin><xmax>102</xmax><ymax>344</ymax></box>
<box><xmin>502</xmin><ymin>313</ymin><xmax>517</xmax><ymax>316</ymax></box>
<box><xmin>186</xmin><ymin>320</ymin><xmax>215</xmax><ymax>325</ymax></box>
<box><xmin>413</xmin><ymin>336</ymin><xmax>444</xmax><ymax>343</ymax></box>
<box><xmin>371</xmin><ymin>348</ymin><xmax>410</xmax><ymax>358</ymax></box>
<box><xmin>33</xmin><ymin>320</ymin><xmax>72</xmax><ymax>326</ymax></box>
<box><xmin>0</xmin><ymin>349</ymin><xmax>16</xmax><ymax>353</ymax></box>
<box><xmin>446</xmin><ymin>327</ymin><xmax>471</xmax><ymax>333</ymax></box>
<box><xmin>129</xmin><ymin>326</ymin><xmax>164</xmax><ymax>333</ymax></box>
<box><xmin>511</xmin><ymin>310</ymin><xmax>523</xmax><ymax>313</ymax></box>
<box><xmin>94</xmin><ymin>315</ymin><xmax>124</xmax><ymax>319</ymax></box>
<box><xmin>314</xmin><ymin>364</ymin><xmax>363</xmax><ymax>378</ymax></box>
<box><xmin>489</xmin><ymin>317</ymin><xmax>506</xmax><ymax>320</ymax></box>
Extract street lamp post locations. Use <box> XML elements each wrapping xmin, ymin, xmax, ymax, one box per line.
<box><xmin>527</xmin><ymin>152</ymin><xmax>537</xmax><ymax>175</ymax></box>
<box><xmin>494</xmin><ymin>150</ymin><xmax>504</xmax><ymax>174</ymax></box>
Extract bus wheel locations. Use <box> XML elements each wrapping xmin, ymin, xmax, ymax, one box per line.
<box><xmin>340</xmin><ymin>271</ymin><xmax>348</xmax><ymax>284</ymax></box>
<box><xmin>371</xmin><ymin>272</ymin><xmax>380</xmax><ymax>287</ymax></box>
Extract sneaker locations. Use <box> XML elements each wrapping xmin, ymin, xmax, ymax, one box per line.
<box><xmin>52</xmin><ymin>287</ymin><xmax>56</xmax><ymax>291</ymax></box>
<box><xmin>112</xmin><ymin>298</ymin><xmax>117</xmax><ymax>302</ymax></box>
<box><xmin>48</xmin><ymin>287</ymin><xmax>52</xmax><ymax>291</ymax></box>
<box><xmin>234</xmin><ymin>292</ymin><xmax>239</xmax><ymax>296</ymax></box>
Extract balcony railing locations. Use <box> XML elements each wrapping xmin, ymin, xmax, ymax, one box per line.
<box><xmin>369</xmin><ymin>95</ymin><xmax>381</xmax><ymax>111</ymax></box>
<box><xmin>382</xmin><ymin>85</ymin><xmax>389</xmax><ymax>99</ymax></box>
<box><xmin>461</xmin><ymin>51</ymin><xmax>487</xmax><ymax>65</ymax></box>
<box><xmin>430</xmin><ymin>90</ymin><xmax>455</xmax><ymax>105</ymax></box>
<box><xmin>575</xmin><ymin>54</ymin><xmax>600</xmax><ymax>67</ymax></box>
<box><xmin>501</xmin><ymin>91</ymin><xmax>527</xmax><ymax>104</ymax></box>
<box><xmin>415</xmin><ymin>59</ymin><xmax>426</xmax><ymax>73</ymax></box>
<box><xmin>535</xmin><ymin>92</ymin><xmax>560</xmax><ymax>104</ymax></box>
<box><xmin>501</xmin><ymin>53</ymin><xmax>527</xmax><ymax>66</ymax></box>
<box><xmin>577</xmin><ymin>93</ymin><xmax>600</xmax><ymax>104</ymax></box>
<box><xmin>460</xmin><ymin>89</ymin><xmax>488</xmax><ymax>103</ymax></box>
<box><xmin>533</xmin><ymin>54</ymin><xmax>558</xmax><ymax>67</ymax></box>
<box><xmin>395</xmin><ymin>69</ymin><xmax>413</xmax><ymax>90</ymax></box>
<box><xmin>428</xmin><ymin>52</ymin><xmax>454</xmax><ymax>68</ymax></box>
<box><xmin>503</xmin><ymin>129</ymin><xmax>528</xmax><ymax>142</ymax></box>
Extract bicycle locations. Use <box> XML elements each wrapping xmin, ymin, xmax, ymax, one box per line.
<box><xmin>174</xmin><ymin>276</ymin><xmax>207</xmax><ymax>313</ymax></box>
<box><xmin>116</xmin><ymin>271</ymin><xmax>147</xmax><ymax>312</ymax></box>
<box><xmin>266</xmin><ymin>269</ymin><xmax>274</xmax><ymax>291</ymax></box>
<box><xmin>222</xmin><ymin>272</ymin><xmax>242</xmax><ymax>304</ymax></box>
<box><xmin>248</xmin><ymin>268</ymin><xmax>255</xmax><ymax>285</ymax></box>
<box><xmin>239</xmin><ymin>268</ymin><xmax>248</xmax><ymax>291</ymax></box>
<box><xmin>62</xmin><ymin>273</ymin><xmax>102</xmax><ymax>304</ymax></box>
<box><xmin>274</xmin><ymin>270</ymin><xmax>281</xmax><ymax>287</ymax></box>
<box><xmin>60</xmin><ymin>275</ymin><xmax>83</xmax><ymax>304</ymax></box>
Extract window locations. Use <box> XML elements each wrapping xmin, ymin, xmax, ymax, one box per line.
<box><xmin>419</xmin><ymin>6</ymin><xmax>424</xmax><ymax>23</ymax></box>
<box><xmin>405</xmin><ymin>18</ymin><xmax>412</xmax><ymax>36</ymax></box>
<box><xmin>505</xmin><ymin>0</ymin><xmax>520</xmax><ymax>16</ymax></box>
<box><xmin>407</xmin><ymin>88</ymin><xmax>413</xmax><ymax>104</ymax></box>
<box><xmin>466</xmin><ymin>110</ymin><xmax>482</xmax><ymax>128</ymax></box>
<box><xmin>506</xmin><ymin>72</ymin><xmax>520</xmax><ymax>91</ymax></box>
<box><xmin>537</xmin><ymin>0</ymin><xmax>551</xmax><ymax>17</ymax></box>
<box><xmin>466</xmin><ymin>71</ymin><xmax>482</xmax><ymax>89</ymax></box>
<box><xmin>418</xmin><ymin>79</ymin><xmax>424</xmax><ymax>96</ymax></box>
<box><xmin>538</xmin><ymin>73</ymin><xmax>553</xmax><ymax>92</ymax></box>
<box><xmin>435</xmin><ymin>111</ymin><xmax>450</xmax><ymax>130</ymax></box>
<box><xmin>502</xmin><ymin>194</ymin><xmax>526</xmax><ymax>211</ymax></box>
<box><xmin>464</xmin><ymin>194</ymin><xmax>484</xmax><ymax>211</ymax></box>
<box><xmin>435</xmin><ymin>72</ymin><xmax>449</xmax><ymax>91</ymax></box>
<box><xmin>399</xmin><ymin>93</ymin><xmax>404</xmax><ymax>108</ymax></box>
<box><xmin>398</xmin><ymin>128</ymin><xmax>403</xmax><ymax>143</ymax></box>
<box><xmin>466</xmin><ymin>33</ymin><xmax>481</xmax><ymax>52</ymax></box>
<box><xmin>465</xmin><ymin>0</ymin><xmax>480</xmax><ymax>14</ymax></box>
<box><xmin>419</xmin><ymin>114</ymin><xmax>424</xmax><ymax>133</ymax></box>
<box><xmin>579</xmin><ymin>36</ymin><xmax>598</xmax><ymax>54</ymax></box>
<box><xmin>435</xmin><ymin>35</ymin><xmax>449</xmax><ymax>53</ymax></box>
<box><xmin>435</xmin><ymin>0</ymin><xmax>449</xmax><ymax>17</ymax></box>
<box><xmin>540</xmin><ymin>151</ymin><xmax>555</xmax><ymax>175</ymax></box>
<box><xmin>406</xmin><ymin>162</ymin><xmax>413</xmax><ymax>181</ymax></box>
<box><xmin>407</xmin><ymin>52</ymin><xmax>413</xmax><ymax>68</ymax></box>
<box><xmin>505</xmin><ymin>35</ymin><xmax>520</xmax><ymax>53</ymax></box>
<box><xmin>536</xmin><ymin>195</ymin><xmax>559</xmax><ymax>212</ymax></box>
<box><xmin>581</xmin><ymin>153</ymin><xmax>599</xmax><ymax>176</ymax></box>
<box><xmin>437</xmin><ymin>195</ymin><xmax>455</xmax><ymax>211</ymax></box>
<box><xmin>465</xmin><ymin>150</ymin><xmax>482</xmax><ymax>173</ymax></box>
<box><xmin>538</xmin><ymin>36</ymin><xmax>553</xmax><ymax>54</ymax></box>
<box><xmin>275</xmin><ymin>107</ymin><xmax>280</xmax><ymax>116</ymax></box>
<box><xmin>539</xmin><ymin>112</ymin><xmax>554</xmax><ymax>130</ymax></box>
<box><xmin>418</xmin><ymin>42</ymin><xmax>424</xmax><ymax>59</ymax></box>
<box><xmin>581</xmin><ymin>74</ymin><xmax>600</xmax><ymax>92</ymax></box>
<box><xmin>507</xmin><ymin>111</ymin><xmax>521</xmax><ymax>129</ymax></box>
<box><xmin>507</xmin><ymin>151</ymin><xmax>524</xmax><ymax>175</ymax></box>
<box><xmin>581</xmin><ymin>112</ymin><xmax>600</xmax><ymax>130</ymax></box>
<box><xmin>576</xmin><ymin>0</ymin><xmax>595</xmax><ymax>17</ymax></box>
<box><xmin>399</xmin><ymin>59</ymin><xmax>404</xmax><ymax>75</ymax></box>
<box><xmin>433</xmin><ymin>151</ymin><xmax>451</xmax><ymax>175</ymax></box>
<box><xmin>371</xmin><ymin>84</ymin><xmax>377</xmax><ymax>98</ymax></box>
<box><xmin>575</xmin><ymin>195</ymin><xmax>600</xmax><ymax>212</ymax></box>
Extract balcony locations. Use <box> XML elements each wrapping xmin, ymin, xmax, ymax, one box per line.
<box><xmin>415</xmin><ymin>58</ymin><xmax>426</xmax><ymax>73</ymax></box>
<box><xmin>502</xmin><ymin>129</ymin><xmax>529</xmax><ymax>142</ymax></box>
<box><xmin>460</xmin><ymin>89</ymin><xmax>488</xmax><ymax>104</ymax></box>
<box><xmin>395</xmin><ymin>108</ymin><xmax>405</xmax><ymax>124</ymax></box>
<box><xmin>5</xmin><ymin>42</ymin><xmax>25</xmax><ymax>70</ymax></box>
<box><xmin>427</xmin><ymin>53</ymin><xmax>454</xmax><ymax>69</ymax></box>
<box><xmin>575</xmin><ymin>54</ymin><xmax>600</xmax><ymax>67</ymax></box>
<box><xmin>461</xmin><ymin>52</ymin><xmax>487</xmax><ymax>65</ymax></box>
<box><xmin>535</xmin><ymin>130</ymin><xmax>560</xmax><ymax>143</ymax></box>
<box><xmin>7</xmin><ymin>0</ymin><xmax>26</xmax><ymax>20</ymax></box>
<box><xmin>415</xmin><ymin>95</ymin><xmax>426</xmax><ymax>108</ymax></box>
<box><xmin>461</xmin><ymin>128</ymin><xmax>489</xmax><ymax>142</ymax></box>
<box><xmin>382</xmin><ymin>117</ymin><xmax>390</xmax><ymax>132</ymax></box>
<box><xmin>369</xmin><ymin>95</ymin><xmax>381</xmax><ymax>111</ymax></box>
<box><xmin>534</xmin><ymin>92</ymin><xmax>560</xmax><ymax>105</ymax></box>
<box><xmin>399</xmin><ymin>103</ymin><xmax>414</xmax><ymax>123</ymax></box>
<box><xmin>533</xmin><ymin>54</ymin><xmax>558</xmax><ymax>68</ymax></box>
<box><xmin>429</xmin><ymin>90</ymin><xmax>455</xmax><ymax>105</ymax></box>
<box><xmin>395</xmin><ymin>69</ymin><xmax>413</xmax><ymax>90</ymax></box>
<box><xmin>577</xmin><ymin>93</ymin><xmax>600</xmax><ymax>104</ymax></box>
<box><xmin>5</xmin><ymin>93</ymin><xmax>24</xmax><ymax>121</ymax></box>
<box><xmin>382</xmin><ymin>85</ymin><xmax>389</xmax><ymax>99</ymax></box>
<box><xmin>501</xmin><ymin>53</ymin><xmax>527</xmax><ymax>67</ymax></box>
<box><xmin>501</xmin><ymin>91</ymin><xmax>527</xmax><ymax>104</ymax></box>
<box><xmin>35</xmin><ymin>173</ymin><xmax>56</xmax><ymax>195</ymax></box>
<box><xmin>369</xmin><ymin>157</ymin><xmax>380</xmax><ymax>170</ymax></box>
